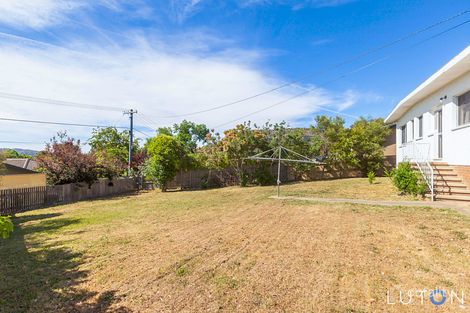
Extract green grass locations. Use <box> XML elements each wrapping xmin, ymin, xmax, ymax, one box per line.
<box><xmin>0</xmin><ymin>178</ymin><xmax>468</xmax><ymax>313</ymax></box>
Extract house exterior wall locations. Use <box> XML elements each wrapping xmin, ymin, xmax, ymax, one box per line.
<box><xmin>0</xmin><ymin>173</ymin><xmax>47</xmax><ymax>190</ymax></box>
<box><xmin>395</xmin><ymin>71</ymin><xmax>470</xmax><ymax>165</ymax></box>
<box><xmin>383</xmin><ymin>125</ymin><xmax>396</xmax><ymax>168</ymax></box>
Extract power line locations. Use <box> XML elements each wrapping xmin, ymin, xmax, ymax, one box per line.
<box><xmin>213</xmin><ymin>59</ymin><xmax>380</xmax><ymax>128</ymax></box>
<box><xmin>137</xmin><ymin>115</ymin><xmax>159</xmax><ymax>132</ymax></box>
<box><xmin>0</xmin><ymin>117</ymin><xmax>129</xmax><ymax>129</ymax></box>
<box><xmin>214</xmin><ymin>17</ymin><xmax>470</xmax><ymax>129</ymax></box>
<box><xmin>0</xmin><ymin>140</ymin><xmax>45</xmax><ymax>145</ymax></box>
<box><xmin>0</xmin><ymin>92</ymin><xmax>125</xmax><ymax>112</ymax></box>
<box><xmin>2</xmin><ymin>9</ymin><xmax>467</xmax><ymax>124</ymax></box>
<box><xmin>143</xmin><ymin>9</ymin><xmax>470</xmax><ymax>119</ymax></box>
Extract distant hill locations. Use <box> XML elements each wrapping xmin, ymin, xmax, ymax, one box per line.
<box><xmin>0</xmin><ymin>148</ymin><xmax>40</xmax><ymax>157</ymax></box>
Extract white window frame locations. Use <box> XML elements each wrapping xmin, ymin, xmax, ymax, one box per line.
<box><xmin>457</xmin><ymin>90</ymin><xmax>470</xmax><ymax>127</ymax></box>
<box><xmin>417</xmin><ymin>115</ymin><xmax>423</xmax><ymax>139</ymax></box>
<box><xmin>400</xmin><ymin>124</ymin><xmax>407</xmax><ymax>145</ymax></box>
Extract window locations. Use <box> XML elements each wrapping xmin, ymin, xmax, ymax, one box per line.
<box><xmin>401</xmin><ymin>125</ymin><xmax>407</xmax><ymax>144</ymax></box>
<box><xmin>458</xmin><ymin>91</ymin><xmax>470</xmax><ymax>126</ymax></box>
<box><xmin>418</xmin><ymin>115</ymin><xmax>423</xmax><ymax>138</ymax></box>
<box><xmin>411</xmin><ymin>120</ymin><xmax>414</xmax><ymax>140</ymax></box>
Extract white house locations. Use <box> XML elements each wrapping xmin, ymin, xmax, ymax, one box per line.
<box><xmin>385</xmin><ymin>45</ymin><xmax>470</xmax><ymax>201</ymax></box>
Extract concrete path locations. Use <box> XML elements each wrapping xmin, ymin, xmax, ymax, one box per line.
<box><xmin>271</xmin><ymin>195</ymin><xmax>470</xmax><ymax>216</ymax></box>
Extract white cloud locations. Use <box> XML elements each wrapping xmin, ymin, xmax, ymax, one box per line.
<box><xmin>311</xmin><ymin>38</ymin><xmax>334</xmax><ymax>46</ymax></box>
<box><xmin>238</xmin><ymin>0</ymin><xmax>356</xmax><ymax>9</ymax></box>
<box><xmin>334</xmin><ymin>89</ymin><xmax>383</xmax><ymax>111</ymax></box>
<box><xmin>0</xmin><ymin>0</ymin><xmax>85</xmax><ymax>29</ymax></box>
<box><xmin>0</xmin><ymin>31</ymin><xmax>369</xmax><ymax>151</ymax></box>
<box><xmin>0</xmin><ymin>0</ymin><xmax>137</xmax><ymax>29</ymax></box>
<box><xmin>168</xmin><ymin>0</ymin><xmax>205</xmax><ymax>23</ymax></box>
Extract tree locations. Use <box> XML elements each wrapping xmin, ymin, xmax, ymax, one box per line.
<box><xmin>36</xmin><ymin>132</ymin><xmax>98</xmax><ymax>186</ymax></box>
<box><xmin>158</xmin><ymin>120</ymin><xmax>209</xmax><ymax>152</ymax></box>
<box><xmin>348</xmin><ymin>117</ymin><xmax>391</xmax><ymax>175</ymax></box>
<box><xmin>221</xmin><ymin>122</ymin><xmax>269</xmax><ymax>185</ymax></box>
<box><xmin>89</xmin><ymin>127</ymin><xmax>137</xmax><ymax>178</ymax></box>
<box><xmin>310</xmin><ymin>115</ymin><xmax>353</xmax><ymax>171</ymax></box>
<box><xmin>195</xmin><ymin>131</ymin><xmax>228</xmax><ymax>170</ymax></box>
<box><xmin>0</xmin><ymin>152</ymin><xmax>6</xmax><ymax>175</ymax></box>
<box><xmin>157</xmin><ymin>120</ymin><xmax>209</xmax><ymax>170</ymax></box>
<box><xmin>145</xmin><ymin>134</ymin><xmax>184</xmax><ymax>191</ymax></box>
<box><xmin>262</xmin><ymin>121</ymin><xmax>318</xmax><ymax>175</ymax></box>
<box><xmin>2</xmin><ymin>149</ymin><xmax>31</xmax><ymax>159</ymax></box>
<box><xmin>0</xmin><ymin>216</ymin><xmax>13</xmax><ymax>239</ymax></box>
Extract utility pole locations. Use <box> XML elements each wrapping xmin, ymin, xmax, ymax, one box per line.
<box><xmin>124</xmin><ymin>109</ymin><xmax>137</xmax><ymax>176</ymax></box>
<box><xmin>277</xmin><ymin>146</ymin><xmax>281</xmax><ymax>197</ymax></box>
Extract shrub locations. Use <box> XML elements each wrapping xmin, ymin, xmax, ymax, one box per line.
<box><xmin>145</xmin><ymin>134</ymin><xmax>184</xmax><ymax>191</ymax></box>
<box><xmin>240</xmin><ymin>172</ymin><xmax>249</xmax><ymax>187</ymax></box>
<box><xmin>0</xmin><ymin>216</ymin><xmax>13</xmax><ymax>239</ymax></box>
<box><xmin>200</xmin><ymin>174</ymin><xmax>222</xmax><ymax>189</ymax></box>
<box><xmin>367</xmin><ymin>171</ymin><xmax>376</xmax><ymax>184</ymax></box>
<box><xmin>252</xmin><ymin>166</ymin><xmax>276</xmax><ymax>186</ymax></box>
<box><xmin>390</xmin><ymin>162</ymin><xmax>428</xmax><ymax>197</ymax></box>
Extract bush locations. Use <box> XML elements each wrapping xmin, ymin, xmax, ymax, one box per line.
<box><xmin>0</xmin><ymin>216</ymin><xmax>13</xmax><ymax>239</ymax></box>
<box><xmin>252</xmin><ymin>166</ymin><xmax>276</xmax><ymax>186</ymax></box>
<box><xmin>240</xmin><ymin>172</ymin><xmax>249</xmax><ymax>187</ymax></box>
<box><xmin>390</xmin><ymin>162</ymin><xmax>428</xmax><ymax>197</ymax></box>
<box><xmin>367</xmin><ymin>171</ymin><xmax>376</xmax><ymax>184</ymax></box>
<box><xmin>201</xmin><ymin>174</ymin><xmax>222</xmax><ymax>189</ymax></box>
<box><xmin>145</xmin><ymin>134</ymin><xmax>184</xmax><ymax>191</ymax></box>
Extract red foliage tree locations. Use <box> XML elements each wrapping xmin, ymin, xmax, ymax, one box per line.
<box><xmin>37</xmin><ymin>132</ymin><xmax>98</xmax><ymax>186</ymax></box>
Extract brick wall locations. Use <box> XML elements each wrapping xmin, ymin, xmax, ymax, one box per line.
<box><xmin>453</xmin><ymin>165</ymin><xmax>470</xmax><ymax>187</ymax></box>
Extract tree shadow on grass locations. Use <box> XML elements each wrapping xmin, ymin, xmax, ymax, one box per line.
<box><xmin>0</xmin><ymin>213</ymin><xmax>131</xmax><ymax>313</ymax></box>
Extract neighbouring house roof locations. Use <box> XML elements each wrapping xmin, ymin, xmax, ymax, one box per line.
<box><xmin>385</xmin><ymin>45</ymin><xmax>470</xmax><ymax>124</ymax></box>
<box><xmin>2</xmin><ymin>158</ymin><xmax>39</xmax><ymax>174</ymax></box>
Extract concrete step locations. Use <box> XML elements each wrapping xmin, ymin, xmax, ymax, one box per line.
<box><xmin>412</xmin><ymin>167</ymin><xmax>455</xmax><ymax>173</ymax></box>
<box><xmin>434</xmin><ymin>182</ymin><xmax>468</xmax><ymax>189</ymax></box>
<box><xmin>434</xmin><ymin>177</ymin><xmax>463</xmax><ymax>183</ymax></box>
<box><xmin>435</xmin><ymin>194</ymin><xmax>470</xmax><ymax>202</ymax></box>
<box><xmin>435</xmin><ymin>189</ymin><xmax>470</xmax><ymax>196</ymax></box>
<box><xmin>430</xmin><ymin>162</ymin><xmax>449</xmax><ymax>166</ymax></box>
<box><xmin>434</xmin><ymin>173</ymin><xmax>459</xmax><ymax>178</ymax></box>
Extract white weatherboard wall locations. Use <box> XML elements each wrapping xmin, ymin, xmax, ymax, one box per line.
<box><xmin>396</xmin><ymin>71</ymin><xmax>470</xmax><ymax>165</ymax></box>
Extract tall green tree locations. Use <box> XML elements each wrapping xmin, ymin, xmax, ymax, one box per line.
<box><xmin>349</xmin><ymin>117</ymin><xmax>391</xmax><ymax>175</ymax></box>
<box><xmin>145</xmin><ymin>134</ymin><xmax>184</xmax><ymax>191</ymax></box>
<box><xmin>157</xmin><ymin>120</ymin><xmax>209</xmax><ymax>170</ymax></box>
<box><xmin>88</xmin><ymin>127</ymin><xmax>140</xmax><ymax>178</ymax></box>
<box><xmin>310</xmin><ymin>115</ymin><xmax>353</xmax><ymax>170</ymax></box>
<box><xmin>221</xmin><ymin>122</ymin><xmax>269</xmax><ymax>185</ymax></box>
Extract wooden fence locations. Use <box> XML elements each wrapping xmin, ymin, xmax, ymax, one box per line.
<box><xmin>0</xmin><ymin>178</ymin><xmax>136</xmax><ymax>215</ymax></box>
<box><xmin>167</xmin><ymin>164</ymin><xmax>363</xmax><ymax>190</ymax></box>
<box><xmin>167</xmin><ymin>164</ymin><xmax>290</xmax><ymax>190</ymax></box>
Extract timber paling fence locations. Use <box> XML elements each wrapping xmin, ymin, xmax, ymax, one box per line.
<box><xmin>0</xmin><ymin>178</ymin><xmax>137</xmax><ymax>215</ymax></box>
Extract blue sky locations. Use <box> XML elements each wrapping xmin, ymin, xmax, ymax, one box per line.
<box><xmin>0</xmin><ymin>0</ymin><xmax>470</xmax><ymax>149</ymax></box>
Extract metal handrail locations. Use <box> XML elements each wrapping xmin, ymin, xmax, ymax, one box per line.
<box><xmin>402</xmin><ymin>142</ymin><xmax>434</xmax><ymax>201</ymax></box>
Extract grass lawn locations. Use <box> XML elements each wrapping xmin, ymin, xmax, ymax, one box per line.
<box><xmin>279</xmin><ymin>177</ymin><xmax>419</xmax><ymax>201</ymax></box>
<box><xmin>1</xmin><ymin>178</ymin><xmax>469</xmax><ymax>312</ymax></box>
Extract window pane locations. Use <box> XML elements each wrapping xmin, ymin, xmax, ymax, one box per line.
<box><xmin>401</xmin><ymin>125</ymin><xmax>406</xmax><ymax>144</ymax></box>
<box><xmin>418</xmin><ymin>116</ymin><xmax>423</xmax><ymax>137</ymax></box>
<box><xmin>458</xmin><ymin>91</ymin><xmax>470</xmax><ymax>126</ymax></box>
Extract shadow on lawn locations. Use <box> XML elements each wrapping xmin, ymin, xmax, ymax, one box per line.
<box><xmin>0</xmin><ymin>213</ymin><xmax>131</xmax><ymax>313</ymax></box>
